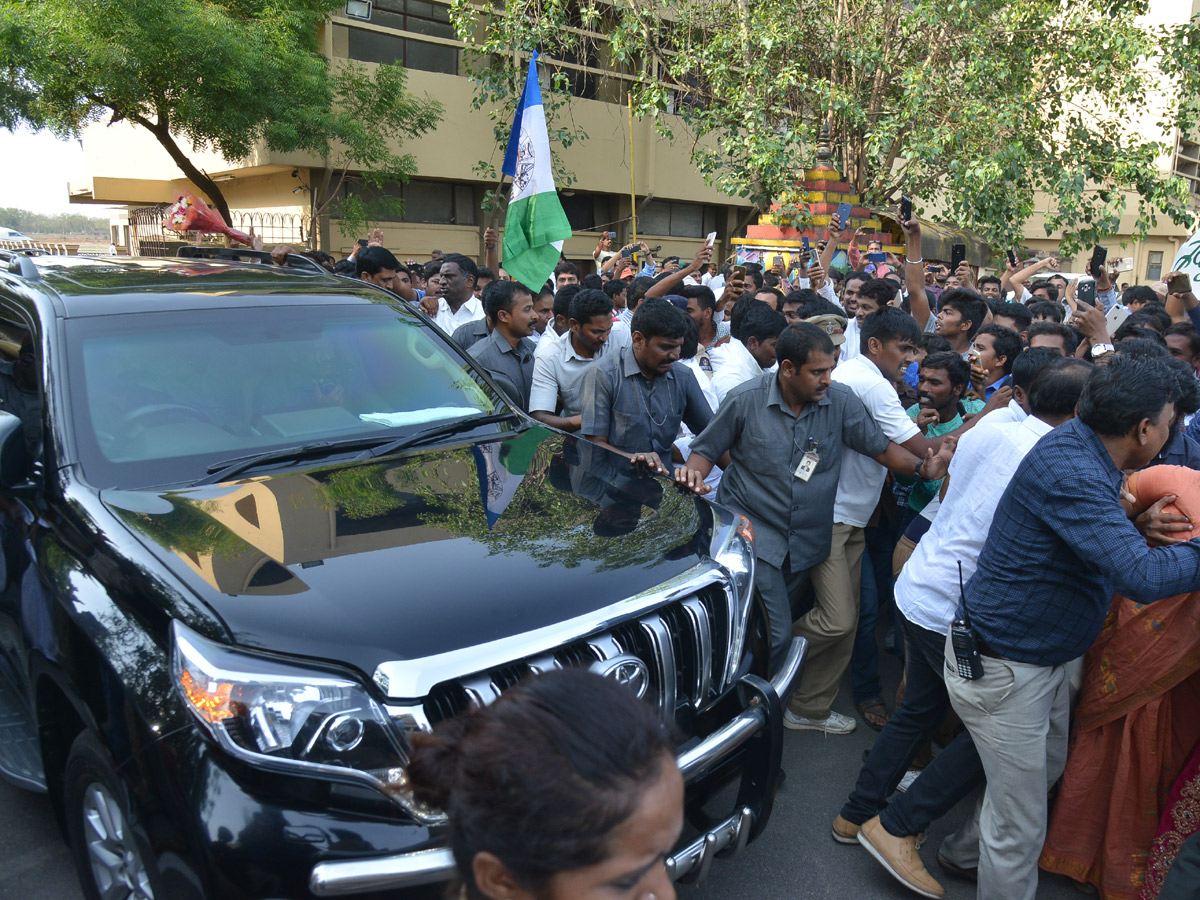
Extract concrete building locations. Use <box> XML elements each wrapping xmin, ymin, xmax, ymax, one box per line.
<box><xmin>69</xmin><ymin>0</ymin><xmax>1199</xmax><ymax>283</ymax></box>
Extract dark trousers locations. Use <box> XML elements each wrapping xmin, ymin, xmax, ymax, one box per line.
<box><xmin>851</xmin><ymin>519</ymin><xmax>903</xmax><ymax>704</ymax></box>
<box><xmin>841</xmin><ymin>613</ymin><xmax>984</xmax><ymax>835</ymax></box>
<box><xmin>1160</xmin><ymin>831</ymin><xmax>1200</xmax><ymax>900</ymax></box>
<box><xmin>756</xmin><ymin>556</ymin><xmax>810</xmax><ymax>676</ymax></box>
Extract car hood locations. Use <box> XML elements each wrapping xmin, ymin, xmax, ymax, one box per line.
<box><xmin>101</xmin><ymin>426</ymin><xmax>719</xmax><ymax>684</ymax></box>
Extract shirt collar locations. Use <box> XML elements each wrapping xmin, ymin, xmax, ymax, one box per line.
<box><xmin>766</xmin><ymin>372</ymin><xmax>829</xmax><ymax>417</ymax></box>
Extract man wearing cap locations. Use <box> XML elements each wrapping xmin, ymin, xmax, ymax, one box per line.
<box><xmin>806</xmin><ymin>314</ymin><xmax>848</xmax><ymax>349</ymax></box>
<box><xmin>675</xmin><ymin>322</ymin><xmax>955</xmax><ymax>674</ymax></box>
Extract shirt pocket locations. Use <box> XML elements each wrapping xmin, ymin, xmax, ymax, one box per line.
<box><xmin>739</xmin><ymin>435</ymin><xmax>784</xmax><ymax>474</ymax></box>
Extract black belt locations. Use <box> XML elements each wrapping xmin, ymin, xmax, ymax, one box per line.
<box><xmin>975</xmin><ymin>635</ymin><xmax>1008</xmax><ymax>661</ymax></box>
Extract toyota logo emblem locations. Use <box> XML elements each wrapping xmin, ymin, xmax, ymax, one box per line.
<box><xmin>589</xmin><ymin>654</ymin><xmax>651</xmax><ymax>699</ymax></box>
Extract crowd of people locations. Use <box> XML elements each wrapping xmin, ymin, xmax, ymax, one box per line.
<box><xmin>303</xmin><ymin>207</ymin><xmax>1200</xmax><ymax>900</ymax></box>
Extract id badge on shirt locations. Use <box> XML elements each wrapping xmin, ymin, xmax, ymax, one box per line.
<box><xmin>794</xmin><ymin>451</ymin><xmax>820</xmax><ymax>482</ymax></box>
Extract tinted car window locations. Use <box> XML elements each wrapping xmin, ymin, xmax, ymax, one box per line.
<box><xmin>64</xmin><ymin>303</ymin><xmax>501</xmax><ymax>488</ymax></box>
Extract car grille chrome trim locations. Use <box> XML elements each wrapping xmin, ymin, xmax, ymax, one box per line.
<box><xmin>406</xmin><ymin>575</ymin><xmax>734</xmax><ymax>726</ymax></box>
<box><xmin>373</xmin><ymin>561</ymin><xmax>726</xmax><ymax>700</ymax></box>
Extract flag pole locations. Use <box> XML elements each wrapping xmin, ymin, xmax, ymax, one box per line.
<box><xmin>628</xmin><ymin>92</ymin><xmax>638</xmax><ymax>264</ymax></box>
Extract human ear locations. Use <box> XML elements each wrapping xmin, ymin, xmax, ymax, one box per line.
<box><xmin>473</xmin><ymin>852</ymin><xmax>527</xmax><ymax>900</ymax></box>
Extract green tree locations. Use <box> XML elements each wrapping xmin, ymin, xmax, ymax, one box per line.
<box><xmin>0</xmin><ymin>0</ymin><xmax>444</xmax><ymax>239</ymax></box>
<box><xmin>452</xmin><ymin>0</ymin><xmax>1200</xmax><ymax>255</ymax></box>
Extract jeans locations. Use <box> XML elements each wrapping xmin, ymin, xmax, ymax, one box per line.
<box><xmin>841</xmin><ymin>614</ymin><xmax>984</xmax><ymax>839</ymax></box>
<box><xmin>851</xmin><ymin>519</ymin><xmax>903</xmax><ymax>704</ymax></box>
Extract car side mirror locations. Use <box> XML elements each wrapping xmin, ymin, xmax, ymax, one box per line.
<box><xmin>0</xmin><ymin>411</ymin><xmax>29</xmax><ymax>489</ymax></box>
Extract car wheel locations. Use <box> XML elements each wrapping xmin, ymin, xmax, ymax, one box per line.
<box><xmin>64</xmin><ymin>731</ymin><xmax>160</xmax><ymax>900</ymax></box>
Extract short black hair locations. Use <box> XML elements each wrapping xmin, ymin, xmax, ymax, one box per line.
<box><xmin>992</xmin><ymin>302</ymin><xmax>1032</xmax><ymax>331</ymax></box>
<box><xmin>1028</xmin><ymin>321</ymin><xmax>1078</xmax><ymax>353</ymax></box>
<box><xmin>603</xmin><ymin>280</ymin><xmax>627</xmax><ymax>301</ymax></box>
<box><xmin>1114</xmin><ymin>322</ymin><xmax>1167</xmax><ymax>346</ymax></box>
<box><xmin>627</xmin><ymin>276</ymin><xmax>656</xmax><ymax>310</ymax></box>
<box><xmin>355</xmin><ymin>245</ymin><xmax>400</xmax><ymax>278</ymax></box>
<box><xmin>919</xmin><ymin>351</ymin><xmax>970</xmax><ymax>391</ymax></box>
<box><xmin>776</xmin><ymin>322</ymin><xmax>835</xmax><ymax>368</ymax></box>
<box><xmin>921</xmin><ymin>333</ymin><xmax>952</xmax><ymax>354</ymax></box>
<box><xmin>860</xmin><ymin>306</ymin><xmax>922</xmax><ymax>353</ymax></box>
<box><xmin>1123</xmin><ymin>285</ymin><xmax>1159</xmax><ymax>307</ymax></box>
<box><xmin>1028</xmin><ymin>358</ymin><xmax>1092</xmax><ymax>419</ymax></box>
<box><xmin>975</xmin><ymin>324</ymin><xmax>1023</xmax><ymax>375</ymax></box>
<box><xmin>843</xmin><ymin>270</ymin><xmax>873</xmax><ymax>291</ymax></box>
<box><xmin>476</xmin><ymin>266</ymin><xmax>495</xmax><ymax>282</ymax></box>
<box><xmin>733</xmin><ymin>301</ymin><xmax>787</xmax><ymax>345</ymax></box>
<box><xmin>554</xmin><ymin>260</ymin><xmax>581</xmax><ymax>279</ymax></box>
<box><xmin>554</xmin><ymin>284</ymin><xmax>583</xmax><ymax>322</ymax></box>
<box><xmin>857</xmin><ymin>277</ymin><xmax>897</xmax><ymax>310</ymax></box>
<box><xmin>441</xmin><ymin>253</ymin><xmax>477</xmax><ymax>280</ymax></box>
<box><xmin>631</xmin><ymin>297</ymin><xmax>689</xmax><ymax>341</ymax></box>
<box><xmin>756</xmin><ymin>286</ymin><xmax>785</xmax><ymax>305</ymax></box>
<box><xmin>938</xmin><ymin>289</ymin><xmax>990</xmax><ymax>339</ymax></box>
<box><xmin>977</xmin><ymin>275</ymin><xmax>1003</xmax><ymax>294</ymax></box>
<box><xmin>680</xmin><ymin>284</ymin><xmax>717</xmax><ymax>314</ymax></box>
<box><xmin>482</xmin><ymin>279</ymin><xmax>533</xmax><ymax>322</ymax></box>
<box><xmin>581</xmin><ymin>273</ymin><xmax>604</xmax><ymax>291</ymax></box>
<box><xmin>787</xmin><ymin>292</ymin><xmax>845</xmax><ymax>320</ymax></box>
<box><xmin>1030</xmin><ymin>282</ymin><xmax>1060</xmax><ymax>302</ymax></box>
<box><xmin>568</xmin><ymin>288</ymin><xmax>613</xmax><ymax>326</ymax></box>
<box><xmin>423</xmin><ymin>259</ymin><xmax>442</xmax><ymax>280</ymax></box>
<box><xmin>1028</xmin><ymin>300</ymin><xmax>1065</xmax><ymax>323</ymax></box>
<box><xmin>1078</xmin><ymin>356</ymin><xmax>1180</xmax><ymax>437</ymax></box>
<box><xmin>1010</xmin><ymin>347</ymin><xmax>1065</xmax><ymax>392</ymax></box>
<box><xmin>1115</xmin><ymin>337</ymin><xmax>1170</xmax><ymax>358</ymax></box>
<box><xmin>1166</xmin><ymin>322</ymin><xmax>1200</xmax><ymax>358</ymax></box>
<box><xmin>333</xmin><ymin>258</ymin><xmax>357</xmax><ymax>276</ymax></box>
<box><xmin>1134</xmin><ymin>304</ymin><xmax>1171</xmax><ymax>334</ymax></box>
<box><xmin>1168</xmin><ymin>356</ymin><xmax>1200</xmax><ymax>417</ymax></box>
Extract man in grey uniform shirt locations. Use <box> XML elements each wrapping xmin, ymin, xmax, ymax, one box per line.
<box><xmin>469</xmin><ymin>280</ymin><xmax>538</xmax><ymax>410</ymax></box>
<box><xmin>676</xmin><ymin>323</ymin><xmax>956</xmax><ymax>674</ymax></box>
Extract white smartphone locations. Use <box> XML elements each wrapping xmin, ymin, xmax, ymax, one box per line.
<box><xmin>704</xmin><ymin>231</ymin><xmax>717</xmax><ymax>249</ymax></box>
<box><xmin>1106</xmin><ymin>305</ymin><xmax>1130</xmax><ymax>333</ymax></box>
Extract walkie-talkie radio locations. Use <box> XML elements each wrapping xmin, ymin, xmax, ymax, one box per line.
<box><xmin>949</xmin><ymin>561</ymin><xmax>984</xmax><ymax>680</ymax></box>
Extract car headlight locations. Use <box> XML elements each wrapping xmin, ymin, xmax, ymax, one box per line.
<box><xmin>710</xmin><ymin>513</ymin><xmax>756</xmax><ymax>682</ymax></box>
<box><xmin>170</xmin><ymin>621</ymin><xmax>440</xmax><ymax>822</ymax></box>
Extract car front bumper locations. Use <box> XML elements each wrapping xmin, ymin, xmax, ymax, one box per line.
<box><xmin>309</xmin><ymin>636</ymin><xmax>807</xmax><ymax>896</ymax></box>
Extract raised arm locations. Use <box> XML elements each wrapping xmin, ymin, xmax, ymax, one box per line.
<box><xmin>900</xmin><ymin>209</ymin><xmax>932</xmax><ymax>330</ymax></box>
<box><xmin>646</xmin><ymin>245</ymin><xmax>713</xmax><ymax>299</ymax></box>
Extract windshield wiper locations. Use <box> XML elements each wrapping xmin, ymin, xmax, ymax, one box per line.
<box><xmin>197</xmin><ymin>437</ymin><xmax>387</xmax><ymax>486</ymax></box>
<box><xmin>195</xmin><ymin>412</ymin><xmax>519</xmax><ymax>485</ymax></box>
<box><xmin>353</xmin><ymin>412</ymin><xmax>518</xmax><ymax>461</ymax></box>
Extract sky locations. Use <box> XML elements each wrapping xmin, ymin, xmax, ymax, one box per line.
<box><xmin>0</xmin><ymin>127</ymin><xmax>114</xmax><ymax>219</ymax></box>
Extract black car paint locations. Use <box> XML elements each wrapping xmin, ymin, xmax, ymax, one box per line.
<box><xmin>0</xmin><ymin>259</ymin><xmax>770</xmax><ymax>900</ymax></box>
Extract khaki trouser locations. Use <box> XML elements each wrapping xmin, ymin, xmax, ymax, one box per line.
<box><xmin>892</xmin><ymin>533</ymin><xmax>918</xmax><ymax>578</ymax></box>
<box><xmin>786</xmin><ymin>521</ymin><xmax>866</xmax><ymax>718</ymax></box>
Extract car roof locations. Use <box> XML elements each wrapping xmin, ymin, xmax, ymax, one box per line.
<box><xmin>9</xmin><ymin>255</ymin><xmax>387</xmax><ymax>317</ymax></box>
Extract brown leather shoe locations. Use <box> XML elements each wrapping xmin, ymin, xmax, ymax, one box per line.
<box><xmin>831</xmin><ymin>814</ymin><xmax>860</xmax><ymax>844</ymax></box>
<box><xmin>858</xmin><ymin>816</ymin><xmax>945</xmax><ymax>899</ymax></box>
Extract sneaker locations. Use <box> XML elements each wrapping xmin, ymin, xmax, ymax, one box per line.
<box><xmin>895</xmin><ymin>768</ymin><xmax>921</xmax><ymax>793</ymax></box>
<box><xmin>784</xmin><ymin>709</ymin><xmax>857</xmax><ymax>734</ymax></box>
<box><xmin>858</xmin><ymin>816</ymin><xmax>945</xmax><ymax>899</ymax></box>
<box><xmin>831</xmin><ymin>814</ymin><xmax>860</xmax><ymax>844</ymax></box>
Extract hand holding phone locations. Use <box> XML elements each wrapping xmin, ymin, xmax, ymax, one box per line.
<box><xmin>704</xmin><ymin>231</ymin><xmax>717</xmax><ymax>249</ymax></box>
<box><xmin>899</xmin><ymin>196</ymin><xmax>913</xmax><ymax>224</ymax></box>
<box><xmin>1168</xmin><ymin>272</ymin><xmax>1193</xmax><ymax>295</ymax></box>
<box><xmin>950</xmin><ymin>243</ymin><xmax>967</xmax><ymax>272</ymax></box>
<box><xmin>1006</xmin><ymin>249</ymin><xmax>1017</xmax><ymax>268</ymax></box>
<box><xmin>1089</xmin><ymin>245</ymin><xmax>1108</xmax><ymax>279</ymax></box>
<box><xmin>1077</xmin><ymin>277</ymin><xmax>1097</xmax><ymax>307</ymax></box>
<box><xmin>837</xmin><ymin>202</ymin><xmax>854</xmax><ymax>233</ymax></box>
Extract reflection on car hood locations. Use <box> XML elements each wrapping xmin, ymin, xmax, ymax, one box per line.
<box><xmin>101</xmin><ymin>426</ymin><xmax>719</xmax><ymax>683</ymax></box>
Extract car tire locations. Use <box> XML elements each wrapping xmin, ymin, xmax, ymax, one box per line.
<box><xmin>64</xmin><ymin>730</ymin><xmax>161</xmax><ymax>900</ymax></box>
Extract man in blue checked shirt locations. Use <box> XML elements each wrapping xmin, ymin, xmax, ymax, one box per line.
<box><xmin>941</xmin><ymin>356</ymin><xmax>1200</xmax><ymax>900</ymax></box>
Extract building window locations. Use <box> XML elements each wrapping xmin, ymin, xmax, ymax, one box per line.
<box><xmin>1147</xmin><ymin>250</ymin><xmax>1164</xmax><ymax>282</ymax></box>
<box><xmin>342</xmin><ymin>178</ymin><xmax>478</xmax><ymax>225</ymax></box>
<box><xmin>343</xmin><ymin>0</ymin><xmax>457</xmax><ymax>74</ymax></box>
<box><xmin>637</xmin><ymin>200</ymin><xmax>714</xmax><ymax>239</ymax></box>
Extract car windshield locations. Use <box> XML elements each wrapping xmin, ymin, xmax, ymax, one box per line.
<box><xmin>64</xmin><ymin>302</ymin><xmax>506</xmax><ymax>488</ymax></box>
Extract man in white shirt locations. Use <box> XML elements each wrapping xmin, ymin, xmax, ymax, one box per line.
<box><xmin>839</xmin><ymin>277</ymin><xmax>891</xmax><ymax>363</ymax></box>
<box><xmin>434</xmin><ymin>254</ymin><xmax>486</xmax><ymax>333</ymax></box>
<box><xmin>786</xmin><ymin>308</ymin><xmax>959</xmax><ymax>736</ymax></box>
<box><xmin>840</xmin><ymin>358</ymin><xmax>1091</xmax><ymax>899</ymax></box>
<box><xmin>711</xmin><ymin>301</ymin><xmax>786</xmax><ymax>405</ymax></box>
<box><xmin>529</xmin><ymin>289</ymin><xmax>630</xmax><ymax>432</ymax></box>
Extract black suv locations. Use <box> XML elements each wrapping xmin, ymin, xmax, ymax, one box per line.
<box><xmin>0</xmin><ymin>251</ymin><xmax>804</xmax><ymax>900</ymax></box>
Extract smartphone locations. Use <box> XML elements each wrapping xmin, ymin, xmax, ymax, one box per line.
<box><xmin>1006</xmin><ymin>249</ymin><xmax>1018</xmax><ymax>267</ymax></box>
<box><xmin>801</xmin><ymin>236</ymin><xmax>811</xmax><ymax>253</ymax></box>
<box><xmin>356</xmin><ymin>238</ymin><xmax>368</xmax><ymax>248</ymax></box>
<box><xmin>604</xmin><ymin>231</ymin><xmax>614</xmax><ymax>239</ymax></box>
<box><xmin>1090</xmin><ymin>245</ymin><xmax>1108</xmax><ymax>278</ymax></box>
<box><xmin>1077</xmin><ymin>278</ymin><xmax>1097</xmax><ymax>306</ymax></box>
<box><xmin>1168</xmin><ymin>273</ymin><xmax>1192</xmax><ymax>294</ymax></box>
<box><xmin>1106</xmin><ymin>305</ymin><xmax>1130</xmax><ymax>332</ymax></box>
<box><xmin>899</xmin><ymin>196</ymin><xmax>913</xmax><ymax>223</ymax></box>
<box><xmin>867</xmin><ymin>251</ymin><xmax>887</xmax><ymax>263</ymax></box>
<box><xmin>732</xmin><ymin>265</ymin><xmax>746</xmax><ymax>281</ymax></box>
<box><xmin>950</xmin><ymin>243</ymin><xmax>967</xmax><ymax>271</ymax></box>
<box><xmin>837</xmin><ymin>201</ymin><xmax>853</xmax><ymax>229</ymax></box>
<box><xmin>621</xmin><ymin>247</ymin><xmax>633</xmax><ymax>258</ymax></box>
<box><xmin>927</xmin><ymin>265</ymin><xmax>940</xmax><ymax>273</ymax></box>
<box><xmin>704</xmin><ymin>231</ymin><xmax>717</xmax><ymax>249</ymax></box>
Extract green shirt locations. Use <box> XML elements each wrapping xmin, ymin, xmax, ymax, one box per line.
<box><xmin>900</xmin><ymin>399</ymin><xmax>984</xmax><ymax>511</ymax></box>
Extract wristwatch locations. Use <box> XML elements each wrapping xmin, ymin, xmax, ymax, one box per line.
<box><xmin>914</xmin><ymin>457</ymin><xmax>926</xmax><ymax>480</ymax></box>
<box><xmin>1090</xmin><ymin>342</ymin><xmax>1115</xmax><ymax>358</ymax></box>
